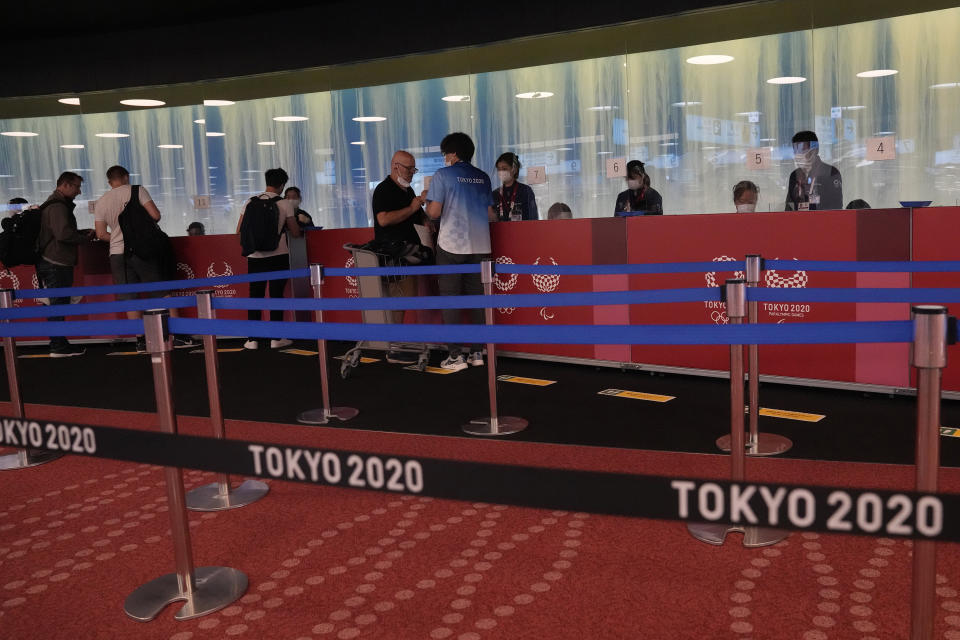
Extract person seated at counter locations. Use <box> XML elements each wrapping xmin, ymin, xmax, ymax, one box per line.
<box><xmin>284</xmin><ymin>186</ymin><xmax>315</xmax><ymax>227</ymax></box>
<box><xmin>733</xmin><ymin>180</ymin><xmax>759</xmax><ymax>213</ymax></box>
<box><xmin>492</xmin><ymin>152</ymin><xmax>538</xmax><ymax>221</ymax></box>
<box><xmin>846</xmin><ymin>199</ymin><xmax>871</xmax><ymax>209</ymax></box>
<box><xmin>785</xmin><ymin>131</ymin><xmax>843</xmax><ymax>211</ymax></box>
<box><xmin>187</xmin><ymin>221</ymin><xmax>205</xmax><ymax>236</ymax></box>
<box><xmin>547</xmin><ymin>202</ymin><xmax>573</xmax><ymax>219</ymax></box>
<box><xmin>614</xmin><ymin>160</ymin><xmax>663</xmax><ymax>215</ymax></box>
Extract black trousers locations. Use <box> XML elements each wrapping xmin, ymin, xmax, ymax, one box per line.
<box><xmin>246</xmin><ymin>254</ymin><xmax>290</xmax><ymax>334</ymax></box>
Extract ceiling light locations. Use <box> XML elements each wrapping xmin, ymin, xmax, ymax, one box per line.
<box><xmin>930</xmin><ymin>82</ymin><xmax>960</xmax><ymax>90</ymax></box>
<box><xmin>672</xmin><ymin>101</ymin><xmax>702</xmax><ymax>107</ymax></box>
<box><xmin>273</xmin><ymin>116</ymin><xmax>308</xmax><ymax>122</ymax></box>
<box><xmin>1</xmin><ymin>131</ymin><xmax>39</xmax><ymax>137</ymax></box>
<box><xmin>120</xmin><ymin>99</ymin><xmax>166</xmax><ymax>107</ymax></box>
<box><xmin>588</xmin><ymin>106</ymin><xmax>618</xmax><ymax>111</ymax></box>
<box><xmin>353</xmin><ymin>116</ymin><xmax>386</xmax><ymax>122</ymax></box>
<box><xmin>597</xmin><ymin>151</ymin><xmax>613</xmax><ymax>155</ymax></box>
<box><xmin>194</xmin><ymin>119</ymin><xmax>206</xmax><ymax>124</ymax></box>
<box><xmin>350</xmin><ymin>141</ymin><xmax>365</xmax><ymax>145</ymax></box>
<box><xmin>555</xmin><ymin>148</ymin><xmax>573</xmax><ymax>151</ymax></box>
<box><xmin>759</xmin><ymin>138</ymin><xmax>777</xmax><ymax>142</ymax></box>
<box><xmin>257</xmin><ymin>141</ymin><xmax>276</xmax><ymax>146</ymax></box>
<box><xmin>204</xmin><ymin>99</ymin><xmax>235</xmax><ymax>106</ymax></box>
<box><xmin>735</xmin><ymin>111</ymin><xmax>761</xmax><ymax>116</ymax></box>
<box><xmin>58</xmin><ymin>98</ymin><xmax>80</xmax><ymax>106</ymax></box>
<box><xmin>876</xmin><ymin>131</ymin><xmax>896</xmax><ymax>136</ymax></box>
<box><xmin>158</xmin><ymin>144</ymin><xmax>183</xmax><ymax>149</ymax></box>
<box><xmin>205</xmin><ymin>132</ymin><xmax>226</xmax><ymax>137</ymax></box>
<box><xmin>515</xmin><ymin>92</ymin><xmax>554</xmax><ymax>99</ymax></box>
<box><xmin>60</xmin><ymin>144</ymin><xmax>84</xmax><ymax>149</ymax></box>
<box><xmin>843</xmin><ymin>105</ymin><xmax>867</xmax><ymax>111</ymax></box>
<box><xmin>95</xmin><ymin>133</ymin><xmax>130</xmax><ymax>138</ymax></box>
<box><xmin>442</xmin><ymin>95</ymin><xmax>471</xmax><ymax>102</ymax></box>
<box><xmin>857</xmin><ymin>69</ymin><xmax>898</xmax><ymax>78</ymax></box>
<box><xmin>686</xmin><ymin>55</ymin><xmax>734</xmax><ymax>65</ymax></box>
<box><xmin>767</xmin><ymin>76</ymin><xmax>806</xmax><ymax>85</ymax></box>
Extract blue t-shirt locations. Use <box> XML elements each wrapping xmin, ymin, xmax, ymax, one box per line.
<box><xmin>427</xmin><ymin>161</ymin><xmax>494</xmax><ymax>254</ymax></box>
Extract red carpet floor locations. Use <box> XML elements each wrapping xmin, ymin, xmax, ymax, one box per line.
<box><xmin>2</xmin><ymin>402</ymin><xmax>960</xmax><ymax>639</ymax></box>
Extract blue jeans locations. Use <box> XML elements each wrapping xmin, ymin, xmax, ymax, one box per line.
<box><xmin>35</xmin><ymin>260</ymin><xmax>75</xmax><ymax>349</ymax></box>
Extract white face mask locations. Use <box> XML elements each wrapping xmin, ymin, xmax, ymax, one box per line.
<box><xmin>626</xmin><ymin>178</ymin><xmax>642</xmax><ymax>191</ymax></box>
<box><xmin>288</xmin><ymin>198</ymin><xmax>301</xmax><ymax>209</ymax></box>
<box><xmin>395</xmin><ymin>175</ymin><xmax>410</xmax><ymax>189</ymax></box>
<box><xmin>497</xmin><ymin>170</ymin><xmax>512</xmax><ymax>184</ymax></box>
<box><xmin>444</xmin><ymin>154</ymin><xmax>455</xmax><ymax>167</ymax></box>
<box><xmin>735</xmin><ymin>203</ymin><xmax>756</xmax><ymax>213</ymax></box>
<box><xmin>794</xmin><ymin>147</ymin><xmax>818</xmax><ymax>173</ymax></box>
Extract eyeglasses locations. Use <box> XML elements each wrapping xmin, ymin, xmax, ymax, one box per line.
<box><xmin>394</xmin><ymin>161</ymin><xmax>418</xmax><ymax>174</ymax></box>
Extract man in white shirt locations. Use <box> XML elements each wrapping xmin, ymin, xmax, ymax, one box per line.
<box><xmin>236</xmin><ymin>167</ymin><xmax>302</xmax><ymax>350</ymax></box>
<box><xmin>94</xmin><ymin>164</ymin><xmax>198</xmax><ymax>352</ymax></box>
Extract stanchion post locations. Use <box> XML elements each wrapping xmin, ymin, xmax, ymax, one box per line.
<box><xmin>0</xmin><ymin>288</ymin><xmax>62</xmax><ymax>470</ymax></box>
<box><xmin>297</xmin><ymin>264</ymin><xmax>358</xmax><ymax>425</ymax></box>
<box><xmin>463</xmin><ymin>260</ymin><xmax>528</xmax><ymax>436</ymax></box>
<box><xmin>124</xmin><ymin>309</ymin><xmax>247</xmax><ymax>621</ymax></box>
<box><xmin>910</xmin><ymin>305</ymin><xmax>948</xmax><ymax>640</ymax></box>
<box><xmin>185</xmin><ymin>291</ymin><xmax>269</xmax><ymax>511</ymax></box>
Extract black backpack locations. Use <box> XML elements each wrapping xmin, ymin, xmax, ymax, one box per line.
<box><xmin>118</xmin><ymin>185</ymin><xmax>172</xmax><ymax>262</ymax></box>
<box><xmin>239</xmin><ymin>195</ymin><xmax>283</xmax><ymax>257</ymax></box>
<box><xmin>0</xmin><ymin>204</ymin><xmax>46</xmax><ymax>269</ymax></box>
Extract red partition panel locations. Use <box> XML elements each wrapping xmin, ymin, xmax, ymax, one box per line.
<box><xmin>626</xmin><ymin>211</ymin><xmax>859</xmax><ymax>382</ymax></box>
<box><xmin>912</xmin><ymin>207</ymin><xmax>960</xmax><ymax>392</ymax></box>
<box><xmin>170</xmin><ymin>234</ymin><xmax>251</xmax><ymax>320</ymax></box>
<box><xmin>306</xmin><ymin>227</ymin><xmax>374</xmax><ymax>324</ymax></box>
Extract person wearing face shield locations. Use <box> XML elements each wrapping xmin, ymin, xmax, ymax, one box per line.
<box><xmin>733</xmin><ymin>180</ymin><xmax>759</xmax><ymax>213</ymax></box>
<box><xmin>785</xmin><ymin>131</ymin><xmax>843</xmax><ymax>211</ymax></box>
<box><xmin>492</xmin><ymin>152</ymin><xmax>538</xmax><ymax>221</ymax></box>
<box><xmin>614</xmin><ymin>160</ymin><xmax>663</xmax><ymax>215</ymax></box>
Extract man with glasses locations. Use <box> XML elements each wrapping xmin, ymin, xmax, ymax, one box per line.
<box><xmin>372</xmin><ymin>150</ymin><xmax>429</xmax><ymax>362</ymax></box>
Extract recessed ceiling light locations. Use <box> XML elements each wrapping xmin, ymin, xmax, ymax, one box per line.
<box><xmin>60</xmin><ymin>144</ymin><xmax>84</xmax><ymax>149</ymax></box>
<box><xmin>516</xmin><ymin>92</ymin><xmax>554</xmax><ymax>99</ymax></box>
<box><xmin>95</xmin><ymin>133</ymin><xmax>130</xmax><ymax>138</ymax></box>
<box><xmin>597</xmin><ymin>151</ymin><xmax>613</xmax><ymax>155</ymax></box>
<box><xmin>204</xmin><ymin>99</ymin><xmax>235</xmax><ymax>106</ymax></box>
<box><xmin>857</xmin><ymin>69</ymin><xmax>898</xmax><ymax>78</ymax></box>
<box><xmin>930</xmin><ymin>82</ymin><xmax>960</xmax><ymax>90</ymax></box>
<box><xmin>1</xmin><ymin>131</ymin><xmax>39</xmax><ymax>137</ymax></box>
<box><xmin>442</xmin><ymin>95</ymin><xmax>471</xmax><ymax>102</ymax></box>
<box><xmin>205</xmin><ymin>132</ymin><xmax>226</xmax><ymax>137</ymax></box>
<box><xmin>350</xmin><ymin>141</ymin><xmax>365</xmax><ymax>145</ymax></box>
<box><xmin>759</xmin><ymin>138</ymin><xmax>777</xmax><ymax>142</ymax></box>
<box><xmin>58</xmin><ymin>98</ymin><xmax>80</xmax><ymax>106</ymax></box>
<box><xmin>767</xmin><ymin>76</ymin><xmax>807</xmax><ymax>85</ymax></box>
<box><xmin>555</xmin><ymin>147</ymin><xmax>573</xmax><ymax>151</ymax></box>
<box><xmin>735</xmin><ymin>111</ymin><xmax>761</xmax><ymax>116</ymax></box>
<box><xmin>876</xmin><ymin>131</ymin><xmax>896</xmax><ymax>136</ymax></box>
<box><xmin>257</xmin><ymin>141</ymin><xmax>276</xmax><ymax>146</ymax></box>
<box><xmin>660</xmin><ymin>142</ymin><xmax>677</xmax><ymax>146</ymax></box>
<box><xmin>843</xmin><ymin>105</ymin><xmax>867</xmax><ymax>111</ymax></box>
<box><xmin>353</xmin><ymin>116</ymin><xmax>386</xmax><ymax>122</ymax></box>
<box><xmin>194</xmin><ymin>119</ymin><xmax>206</xmax><ymax>124</ymax></box>
<box><xmin>120</xmin><ymin>99</ymin><xmax>166</xmax><ymax>107</ymax></box>
<box><xmin>672</xmin><ymin>101</ymin><xmax>702</xmax><ymax>107</ymax></box>
<box><xmin>686</xmin><ymin>55</ymin><xmax>734</xmax><ymax>65</ymax></box>
<box><xmin>273</xmin><ymin>116</ymin><xmax>308</xmax><ymax>122</ymax></box>
<box><xmin>158</xmin><ymin>144</ymin><xmax>183</xmax><ymax>149</ymax></box>
<box><xmin>588</xmin><ymin>106</ymin><xmax>618</xmax><ymax>111</ymax></box>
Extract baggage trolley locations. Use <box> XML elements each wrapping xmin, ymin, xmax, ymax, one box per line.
<box><xmin>339</xmin><ymin>243</ymin><xmax>432</xmax><ymax>378</ymax></box>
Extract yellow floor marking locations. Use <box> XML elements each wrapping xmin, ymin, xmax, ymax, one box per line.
<box><xmin>759</xmin><ymin>408</ymin><xmax>825</xmax><ymax>423</ymax></box>
<box><xmin>107</xmin><ymin>351</ymin><xmax>145</xmax><ymax>356</ymax></box>
<box><xmin>282</xmin><ymin>349</ymin><xmax>319</xmax><ymax>356</ymax></box>
<box><xmin>334</xmin><ymin>355</ymin><xmax>380</xmax><ymax>363</ymax></box>
<box><xmin>217</xmin><ymin>348</ymin><xmax>246</xmax><ymax>353</ymax></box>
<box><xmin>18</xmin><ymin>354</ymin><xmax>53</xmax><ymax>359</ymax></box>
<box><xmin>403</xmin><ymin>365</ymin><xmax>456</xmax><ymax>375</ymax></box>
<box><xmin>941</xmin><ymin>427</ymin><xmax>960</xmax><ymax>438</ymax></box>
<box><xmin>497</xmin><ymin>375</ymin><xmax>556</xmax><ymax>387</ymax></box>
<box><xmin>597</xmin><ymin>388</ymin><xmax>675</xmax><ymax>403</ymax></box>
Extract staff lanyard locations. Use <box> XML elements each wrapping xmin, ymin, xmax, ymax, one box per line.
<box><xmin>498</xmin><ymin>183</ymin><xmax>519</xmax><ymax>218</ymax></box>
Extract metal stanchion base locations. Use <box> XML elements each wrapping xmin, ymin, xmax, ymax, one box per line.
<box><xmin>687</xmin><ymin>522</ymin><xmax>789</xmax><ymax>548</ymax></box>
<box><xmin>124</xmin><ymin>566</ymin><xmax>247</xmax><ymax>621</ymax></box>
<box><xmin>716</xmin><ymin>433</ymin><xmax>793</xmax><ymax>456</ymax></box>
<box><xmin>462</xmin><ymin>416</ymin><xmax>528</xmax><ymax>436</ymax></box>
<box><xmin>186</xmin><ymin>479</ymin><xmax>270</xmax><ymax>512</ymax></box>
<box><xmin>0</xmin><ymin>449</ymin><xmax>64</xmax><ymax>471</ymax></box>
<box><xmin>296</xmin><ymin>406</ymin><xmax>360</xmax><ymax>425</ymax></box>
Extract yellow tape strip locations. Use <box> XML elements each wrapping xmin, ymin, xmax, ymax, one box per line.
<box><xmin>597</xmin><ymin>388</ymin><xmax>675</xmax><ymax>403</ymax></box>
<box><xmin>216</xmin><ymin>348</ymin><xmax>246</xmax><ymax>353</ymax></box>
<box><xmin>282</xmin><ymin>349</ymin><xmax>319</xmax><ymax>356</ymax></box>
<box><xmin>403</xmin><ymin>365</ymin><xmax>456</xmax><ymax>375</ymax></box>
<box><xmin>107</xmin><ymin>351</ymin><xmax>145</xmax><ymax>356</ymax></box>
<box><xmin>759</xmin><ymin>408</ymin><xmax>825</xmax><ymax>423</ymax></box>
<box><xmin>940</xmin><ymin>427</ymin><xmax>960</xmax><ymax>438</ymax></box>
<box><xmin>497</xmin><ymin>375</ymin><xmax>556</xmax><ymax>387</ymax></box>
<box><xmin>18</xmin><ymin>354</ymin><xmax>53</xmax><ymax>359</ymax></box>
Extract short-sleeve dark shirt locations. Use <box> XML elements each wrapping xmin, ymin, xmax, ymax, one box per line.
<box><xmin>614</xmin><ymin>187</ymin><xmax>664</xmax><ymax>215</ymax></box>
<box><xmin>372</xmin><ymin>176</ymin><xmax>424</xmax><ymax>244</ymax></box>
<box><xmin>491</xmin><ymin>182</ymin><xmax>538</xmax><ymax>221</ymax></box>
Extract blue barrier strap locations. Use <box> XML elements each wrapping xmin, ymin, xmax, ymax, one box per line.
<box><xmin>167</xmin><ymin>317</ymin><xmax>913</xmax><ymax>346</ymax></box>
<box><xmin>748</xmin><ymin>287</ymin><xmax>960</xmax><ymax>303</ymax></box>
<box><xmin>212</xmin><ymin>288</ymin><xmax>723</xmax><ymax>312</ymax></box>
<box><xmin>766</xmin><ymin>260</ymin><xmax>960</xmax><ymax>273</ymax></box>
<box><xmin>324</xmin><ymin>264</ymin><xmax>483</xmax><ymax>276</ymax></box>
<box><xmin>0</xmin><ymin>296</ymin><xmax>196</xmax><ymax>320</ymax></box>
<box><xmin>0</xmin><ymin>319</ymin><xmax>142</xmax><ymax>337</ymax></box>
<box><xmin>497</xmin><ymin>261</ymin><xmax>746</xmax><ymax>275</ymax></box>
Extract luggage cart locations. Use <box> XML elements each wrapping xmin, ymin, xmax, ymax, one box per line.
<box><xmin>339</xmin><ymin>243</ymin><xmax>432</xmax><ymax>378</ymax></box>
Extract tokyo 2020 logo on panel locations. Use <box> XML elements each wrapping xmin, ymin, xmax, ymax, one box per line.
<box><xmin>494</xmin><ymin>256</ymin><xmax>517</xmax><ymax>314</ymax></box>
<box><xmin>177</xmin><ymin>263</ymin><xmax>195</xmax><ymax>280</ymax></box>
<box><xmin>762</xmin><ymin>257</ymin><xmax>810</xmax><ymax>321</ymax></box>
<box><xmin>205</xmin><ymin>262</ymin><xmax>237</xmax><ymax>297</ymax></box>
<box><xmin>703</xmin><ymin>256</ymin><xmax>743</xmax><ymax>324</ymax></box>
<box><xmin>532</xmin><ymin>257</ymin><xmax>560</xmax><ymax>320</ymax></box>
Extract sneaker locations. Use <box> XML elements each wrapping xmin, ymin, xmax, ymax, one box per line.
<box><xmin>136</xmin><ymin>336</ymin><xmax>147</xmax><ymax>353</ymax></box>
<box><xmin>270</xmin><ymin>338</ymin><xmax>293</xmax><ymax>349</ymax></box>
<box><xmin>50</xmin><ymin>344</ymin><xmax>85</xmax><ymax>358</ymax></box>
<box><xmin>386</xmin><ymin>351</ymin><xmax>416</xmax><ymax>365</ymax></box>
<box><xmin>173</xmin><ymin>335</ymin><xmax>201</xmax><ymax>349</ymax></box>
<box><xmin>467</xmin><ymin>351</ymin><xmax>484</xmax><ymax>367</ymax></box>
<box><xmin>439</xmin><ymin>354</ymin><xmax>468</xmax><ymax>372</ymax></box>
<box><xmin>243</xmin><ymin>340</ymin><xmax>259</xmax><ymax>350</ymax></box>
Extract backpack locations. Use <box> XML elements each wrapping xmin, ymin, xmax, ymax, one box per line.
<box><xmin>0</xmin><ymin>204</ymin><xmax>46</xmax><ymax>269</ymax></box>
<box><xmin>118</xmin><ymin>185</ymin><xmax>172</xmax><ymax>262</ymax></box>
<box><xmin>239</xmin><ymin>195</ymin><xmax>282</xmax><ymax>257</ymax></box>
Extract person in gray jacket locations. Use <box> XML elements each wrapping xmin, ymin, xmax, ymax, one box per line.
<box><xmin>36</xmin><ymin>171</ymin><xmax>93</xmax><ymax>357</ymax></box>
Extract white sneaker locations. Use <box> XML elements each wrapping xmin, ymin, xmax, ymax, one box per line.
<box><xmin>440</xmin><ymin>355</ymin><xmax>468</xmax><ymax>372</ymax></box>
<box><xmin>467</xmin><ymin>351</ymin><xmax>484</xmax><ymax>367</ymax></box>
<box><xmin>271</xmin><ymin>338</ymin><xmax>293</xmax><ymax>349</ymax></box>
<box><xmin>243</xmin><ymin>340</ymin><xmax>259</xmax><ymax>350</ymax></box>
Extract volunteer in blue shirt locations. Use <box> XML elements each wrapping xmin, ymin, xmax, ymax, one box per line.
<box><xmin>425</xmin><ymin>132</ymin><xmax>498</xmax><ymax>372</ymax></box>
<box><xmin>492</xmin><ymin>152</ymin><xmax>538</xmax><ymax>221</ymax></box>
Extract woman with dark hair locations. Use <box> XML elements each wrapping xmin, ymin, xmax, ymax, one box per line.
<box><xmin>492</xmin><ymin>152</ymin><xmax>538</xmax><ymax>221</ymax></box>
<box><xmin>614</xmin><ymin>160</ymin><xmax>663</xmax><ymax>215</ymax></box>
